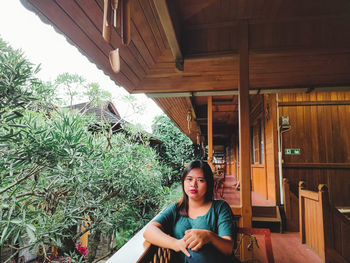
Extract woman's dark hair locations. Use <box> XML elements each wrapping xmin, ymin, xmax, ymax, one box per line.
<box><xmin>176</xmin><ymin>160</ymin><xmax>214</xmax><ymax>217</ymax></box>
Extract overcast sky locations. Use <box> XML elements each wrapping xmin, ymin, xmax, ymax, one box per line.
<box><xmin>0</xmin><ymin>0</ymin><xmax>163</xmax><ymax>132</ymax></box>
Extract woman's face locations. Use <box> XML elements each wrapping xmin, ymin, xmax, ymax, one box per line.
<box><xmin>183</xmin><ymin>168</ymin><xmax>207</xmax><ymax>202</ymax></box>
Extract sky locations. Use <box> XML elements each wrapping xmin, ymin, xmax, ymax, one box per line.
<box><xmin>0</xmin><ymin>0</ymin><xmax>163</xmax><ymax>132</ymax></box>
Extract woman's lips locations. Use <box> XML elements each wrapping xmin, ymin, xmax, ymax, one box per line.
<box><xmin>189</xmin><ymin>189</ymin><xmax>197</xmax><ymax>194</ymax></box>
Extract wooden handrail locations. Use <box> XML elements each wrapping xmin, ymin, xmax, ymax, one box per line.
<box><xmin>283</xmin><ymin>162</ymin><xmax>350</xmax><ymax>169</ymax></box>
<box><xmin>299</xmin><ymin>181</ymin><xmax>350</xmax><ymax>262</ymax></box>
<box><xmin>300</xmin><ymin>189</ymin><xmax>319</xmax><ymax>201</ymax></box>
<box><xmin>106</xmin><ymin>223</ymin><xmax>151</xmax><ymax>263</ymax></box>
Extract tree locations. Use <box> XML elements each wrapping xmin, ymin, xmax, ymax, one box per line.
<box><xmin>83</xmin><ymin>82</ymin><xmax>111</xmax><ymax>109</ymax></box>
<box><xmin>0</xmin><ymin>38</ymin><xmax>167</xmax><ymax>263</ymax></box>
<box><xmin>152</xmin><ymin>114</ymin><xmax>202</xmax><ymax>185</ymax></box>
<box><xmin>55</xmin><ymin>73</ymin><xmax>86</xmax><ymax>109</ymax></box>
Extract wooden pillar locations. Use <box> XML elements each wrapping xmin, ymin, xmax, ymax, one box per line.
<box><xmin>319</xmin><ymin>184</ymin><xmax>333</xmax><ymax>262</ymax></box>
<box><xmin>208</xmin><ymin>96</ymin><xmax>213</xmax><ymax>169</ymax></box>
<box><xmin>238</xmin><ymin>20</ymin><xmax>252</xmax><ymax>228</ymax></box>
<box><xmin>299</xmin><ymin>181</ymin><xmax>306</xmax><ymax>243</ymax></box>
<box><xmin>238</xmin><ymin>20</ymin><xmax>252</xmax><ymax>260</ymax></box>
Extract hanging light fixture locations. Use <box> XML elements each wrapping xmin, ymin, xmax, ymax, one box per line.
<box><xmin>187</xmin><ymin>110</ymin><xmax>192</xmax><ymax>134</ymax></box>
<box><xmin>196</xmin><ymin>133</ymin><xmax>200</xmax><ymax>145</ymax></box>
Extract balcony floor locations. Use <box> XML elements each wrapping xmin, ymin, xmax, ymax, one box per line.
<box><xmin>214</xmin><ymin>175</ymin><xmax>322</xmax><ymax>262</ymax></box>
<box><xmin>214</xmin><ymin>175</ymin><xmax>275</xmax><ymax>206</ymax></box>
<box><xmin>251</xmin><ymin>232</ymin><xmax>323</xmax><ymax>263</ymax></box>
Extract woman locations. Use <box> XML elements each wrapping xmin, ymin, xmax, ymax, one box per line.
<box><xmin>143</xmin><ymin>160</ymin><xmax>238</xmax><ymax>263</ymax></box>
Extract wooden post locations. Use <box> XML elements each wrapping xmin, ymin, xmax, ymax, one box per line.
<box><xmin>299</xmin><ymin>181</ymin><xmax>306</xmax><ymax>243</ymax></box>
<box><xmin>318</xmin><ymin>184</ymin><xmax>332</xmax><ymax>262</ymax></box>
<box><xmin>238</xmin><ymin>20</ymin><xmax>252</xmax><ymax>260</ymax></box>
<box><xmin>208</xmin><ymin>96</ymin><xmax>213</xmax><ymax>169</ymax></box>
<box><xmin>238</xmin><ymin>19</ymin><xmax>252</xmax><ymax>227</ymax></box>
<box><xmin>283</xmin><ymin>178</ymin><xmax>290</xmax><ymax>225</ymax></box>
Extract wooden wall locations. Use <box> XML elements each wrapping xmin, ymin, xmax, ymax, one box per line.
<box><xmin>251</xmin><ymin>165</ymin><xmax>267</xmax><ymax>198</ymax></box>
<box><xmin>279</xmin><ymin>92</ymin><xmax>350</xmax><ymax>207</ymax></box>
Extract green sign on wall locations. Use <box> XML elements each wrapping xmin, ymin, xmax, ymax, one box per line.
<box><xmin>284</xmin><ymin>148</ymin><xmax>301</xmax><ymax>155</ymax></box>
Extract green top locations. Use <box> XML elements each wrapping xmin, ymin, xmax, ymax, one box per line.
<box><xmin>154</xmin><ymin>199</ymin><xmax>235</xmax><ymax>239</ymax></box>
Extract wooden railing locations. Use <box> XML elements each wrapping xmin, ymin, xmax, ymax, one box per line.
<box><xmin>105</xmin><ymin>220</ymin><xmax>172</xmax><ymax>263</ymax></box>
<box><xmin>107</xmin><ymin>207</ymin><xmax>243</xmax><ymax>263</ymax></box>
<box><xmin>106</xmin><ymin>205</ymin><xmax>277</xmax><ymax>263</ymax></box>
<box><xmin>299</xmin><ymin>181</ymin><xmax>350</xmax><ymax>262</ymax></box>
<box><xmin>282</xmin><ymin>178</ymin><xmax>299</xmax><ymax>232</ymax></box>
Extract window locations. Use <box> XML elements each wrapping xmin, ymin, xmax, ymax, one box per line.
<box><xmin>251</xmin><ymin>119</ymin><xmax>264</xmax><ymax>164</ymax></box>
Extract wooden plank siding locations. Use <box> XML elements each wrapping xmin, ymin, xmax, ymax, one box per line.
<box><xmin>249</xmin><ymin>50</ymin><xmax>350</xmax><ymax>90</ymax></box>
<box><xmin>279</xmin><ymin>92</ymin><xmax>350</xmax><ymax>207</ymax></box>
<box><xmin>26</xmin><ymin>0</ymin><xmax>177</xmax><ymax>93</ymax></box>
<box><xmin>27</xmin><ymin>0</ymin><xmax>136</xmax><ymax>90</ymax></box>
<box><xmin>23</xmin><ymin>0</ymin><xmax>350</xmax><ymax>96</ymax></box>
<box><xmin>251</xmin><ymin>166</ymin><xmax>267</xmax><ymax>199</ymax></box>
<box><xmin>264</xmin><ymin>94</ymin><xmax>279</xmax><ymax>204</ymax></box>
<box><xmin>77</xmin><ymin>0</ymin><xmax>148</xmax><ymax>76</ymax></box>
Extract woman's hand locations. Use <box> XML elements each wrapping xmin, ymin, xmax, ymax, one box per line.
<box><xmin>173</xmin><ymin>238</ymin><xmax>191</xmax><ymax>257</ymax></box>
<box><xmin>183</xmin><ymin>229</ymin><xmax>212</xmax><ymax>251</ymax></box>
<box><xmin>143</xmin><ymin>222</ymin><xmax>191</xmax><ymax>257</ymax></box>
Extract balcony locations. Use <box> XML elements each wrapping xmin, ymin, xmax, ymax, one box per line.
<box><xmin>106</xmin><ymin>180</ymin><xmax>326</xmax><ymax>263</ymax></box>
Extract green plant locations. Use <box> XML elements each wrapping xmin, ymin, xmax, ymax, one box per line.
<box><xmin>152</xmin><ymin>114</ymin><xmax>202</xmax><ymax>185</ymax></box>
<box><xmin>0</xmin><ymin>38</ymin><xmax>168</xmax><ymax>263</ymax></box>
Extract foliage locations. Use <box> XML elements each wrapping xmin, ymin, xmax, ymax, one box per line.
<box><xmin>152</xmin><ymin>114</ymin><xmax>202</xmax><ymax>184</ymax></box>
<box><xmin>55</xmin><ymin>73</ymin><xmax>86</xmax><ymax>108</ymax></box>
<box><xmin>55</xmin><ymin>73</ymin><xmax>112</xmax><ymax>110</ymax></box>
<box><xmin>0</xmin><ymin>38</ymin><xmax>167</xmax><ymax>263</ymax></box>
<box><xmin>0</xmin><ymin>37</ymin><xmax>39</xmax><ymax>112</ymax></box>
<box><xmin>84</xmin><ymin>82</ymin><xmax>111</xmax><ymax>109</ymax></box>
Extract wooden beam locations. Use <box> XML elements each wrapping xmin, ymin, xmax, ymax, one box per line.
<box><xmin>208</xmin><ymin>96</ymin><xmax>213</xmax><ymax>169</ymax></box>
<box><xmin>152</xmin><ymin>0</ymin><xmax>183</xmax><ymax>71</ymax></box>
<box><xmin>213</xmin><ymin>105</ymin><xmax>237</xmax><ymax>112</ymax></box>
<box><xmin>279</xmin><ymin>100</ymin><xmax>350</xmax><ymax>106</ymax></box>
<box><xmin>238</xmin><ymin>20</ymin><xmax>252</xmax><ymax>226</ymax></box>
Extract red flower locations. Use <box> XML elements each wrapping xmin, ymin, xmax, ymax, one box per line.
<box><xmin>75</xmin><ymin>242</ymin><xmax>89</xmax><ymax>258</ymax></box>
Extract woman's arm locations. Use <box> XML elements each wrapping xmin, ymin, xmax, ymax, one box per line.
<box><xmin>183</xmin><ymin>229</ymin><xmax>234</xmax><ymax>255</ymax></box>
<box><xmin>143</xmin><ymin>221</ymin><xmax>191</xmax><ymax>257</ymax></box>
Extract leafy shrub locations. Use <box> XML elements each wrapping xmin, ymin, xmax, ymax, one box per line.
<box><xmin>0</xmin><ymin>37</ymin><xmax>166</xmax><ymax>263</ymax></box>
<box><xmin>152</xmin><ymin>114</ymin><xmax>202</xmax><ymax>185</ymax></box>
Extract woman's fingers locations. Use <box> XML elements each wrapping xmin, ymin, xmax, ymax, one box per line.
<box><xmin>191</xmin><ymin>242</ymin><xmax>202</xmax><ymax>252</ymax></box>
<box><xmin>181</xmin><ymin>247</ymin><xmax>191</xmax><ymax>257</ymax></box>
<box><xmin>186</xmin><ymin>237</ymin><xmax>200</xmax><ymax>249</ymax></box>
<box><xmin>183</xmin><ymin>229</ymin><xmax>211</xmax><ymax>251</ymax></box>
<box><xmin>177</xmin><ymin>239</ymin><xmax>191</xmax><ymax>257</ymax></box>
<box><xmin>184</xmin><ymin>230</ymin><xmax>203</xmax><ymax>250</ymax></box>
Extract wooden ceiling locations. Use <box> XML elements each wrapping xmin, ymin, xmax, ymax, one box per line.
<box><xmin>21</xmin><ymin>0</ymin><xmax>350</xmax><ymax>144</ymax></box>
